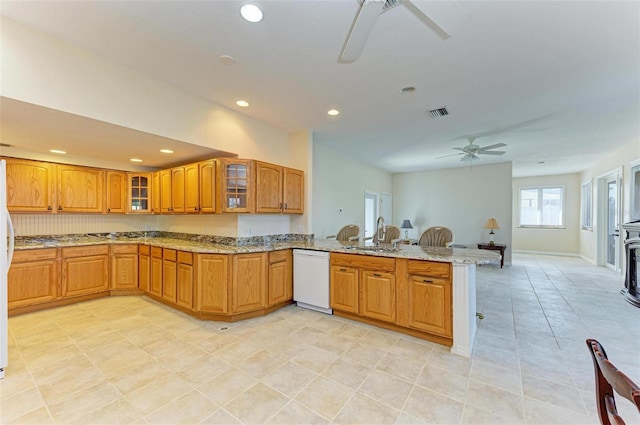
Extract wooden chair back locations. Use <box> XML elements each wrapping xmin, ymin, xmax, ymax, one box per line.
<box><xmin>418</xmin><ymin>226</ymin><xmax>453</xmax><ymax>247</ymax></box>
<box><xmin>373</xmin><ymin>225</ymin><xmax>400</xmax><ymax>244</ymax></box>
<box><xmin>586</xmin><ymin>338</ymin><xmax>640</xmax><ymax>425</ymax></box>
<box><xmin>328</xmin><ymin>225</ymin><xmax>360</xmax><ymax>242</ymax></box>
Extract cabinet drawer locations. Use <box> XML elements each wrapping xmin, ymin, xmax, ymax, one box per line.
<box><xmin>407</xmin><ymin>260</ymin><xmax>450</xmax><ymax>278</ymax></box>
<box><xmin>13</xmin><ymin>248</ymin><xmax>57</xmax><ymax>263</ymax></box>
<box><xmin>62</xmin><ymin>245</ymin><xmax>108</xmax><ymax>258</ymax></box>
<box><xmin>268</xmin><ymin>249</ymin><xmax>289</xmax><ymax>264</ymax></box>
<box><xmin>151</xmin><ymin>246</ymin><xmax>163</xmax><ymax>259</ymax></box>
<box><xmin>331</xmin><ymin>253</ymin><xmax>395</xmax><ymax>272</ymax></box>
<box><xmin>178</xmin><ymin>251</ymin><xmax>193</xmax><ymax>265</ymax></box>
<box><xmin>112</xmin><ymin>244</ymin><xmax>138</xmax><ymax>254</ymax></box>
<box><xmin>163</xmin><ymin>248</ymin><xmax>177</xmax><ymax>262</ymax></box>
<box><xmin>139</xmin><ymin>245</ymin><xmax>150</xmax><ymax>256</ymax></box>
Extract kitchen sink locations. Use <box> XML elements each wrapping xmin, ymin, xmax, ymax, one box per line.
<box><xmin>346</xmin><ymin>245</ymin><xmax>399</xmax><ymax>253</ymax></box>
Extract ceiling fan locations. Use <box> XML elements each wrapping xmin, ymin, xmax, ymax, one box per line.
<box><xmin>341</xmin><ymin>0</ymin><xmax>471</xmax><ymax>62</ymax></box>
<box><xmin>437</xmin><ymin>139</ymin><xmax>507</xmax><ymax>162</ymax></box>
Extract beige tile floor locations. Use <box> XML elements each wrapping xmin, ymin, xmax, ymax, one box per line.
<box><xmin>2</xmin><ymin>253</ymin><xmax>639</xmax><ymax>425</ymax></box>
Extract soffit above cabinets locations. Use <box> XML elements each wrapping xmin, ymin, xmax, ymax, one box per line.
<box><xmin>0</xmin><ymin>97</ymin><xmax>235</xmax><ymax>171</ymax></box>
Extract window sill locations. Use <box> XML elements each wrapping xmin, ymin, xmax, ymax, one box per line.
<box><xmin>518</xmin><ymin>226</ymin><xmax>566</xmax><ymax>230</ymax></box>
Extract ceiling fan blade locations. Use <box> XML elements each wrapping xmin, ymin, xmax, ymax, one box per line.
<box><xmin>340</xmin><ymin>0</ymin><xmax>385</xmax><ymax>61</ymax></box>
<box><xmin>436</xmin><ymin>152</ymin><xmax>464</xmax><ymax>159</ymax></box>
<box><xmin>477</xmin><ymin>151</ymin><xmax>506</xmax><ymax>155</ymax></box>
<box><xmin>409</xmin><ymin>0</ymin><xmax>471</xmax><ymax>36</ymax></box>
<box><xmin>477</xmin><ymin>143</ymin><xmax>507</xmax><ymax>151</ymax></box>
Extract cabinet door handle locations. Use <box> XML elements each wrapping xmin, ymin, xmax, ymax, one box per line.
<box><xmin>47</xmin><ymin>206</ymin><xmax>52</xmax><ymax>211</ymax></box>
<box><xmin>284</xmin><ymin>203</ymin><xmax>288</xmax><ymax>209</ymax></box>
<box><xmin>58</xmin><ymin>206</ymin><xmax>63</xmax><ymax>211</ymax></box>
<box><xmin>373</xmin><ymin>273</ymin><xmax>382</xmax><ymax>277</ymax></box>
<box><xmin>422</xmin><ymin>279</ymin><xmax>433</xmax><ymax>283</ymax></box>
<box><xmin>108</xmin><ymin>208</ymin><xmax>111</xmax><ymax>212</ymax></box>
<box><xmin>340</xmin><ymin>268</ymin><xmax>347</xmax><ymax>272</ymax></box>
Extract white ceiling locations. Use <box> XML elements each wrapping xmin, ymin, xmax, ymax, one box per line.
<box><xmin>1</xmin><ymin>0</ymin><xmax>639</xmax><ymax>177</ymax></box>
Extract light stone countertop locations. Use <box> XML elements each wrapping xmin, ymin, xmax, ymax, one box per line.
<box><xmin>14</xmin><ymin>235</ymin><xmax>502</xmax><ymax>265</ymax></box>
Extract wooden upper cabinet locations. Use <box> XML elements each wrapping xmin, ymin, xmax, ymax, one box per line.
<box><xmin>255</xmin><ymin>161</ymin><xmax>304</xmax><ymax>214</ymax></box>
<box><xmin>159</xmin><ymin>169</ymin><xmax>172</xmax><ymax>213</ymax></box>
<box><xmin>127</xmin><ymin>173</ymin><xmax>152</xmax><ymax>213</ymax></box>
<box><xmin>5</xmin><ymin>158</ymin><xmax>56</xmax><ymax>212</ymax></box>
<box><xmin>171</xmin><ymin>167</ymin><xmax>185</xmax><ymax>213</ymax></box>
<box><xmin>217</xmin><ymin>158</ymin><xmax>254</xmax><ymax>213</ymax></box>
<box><xmin>57</xmin><ymin>164</ymin><xmax>105</xmax><ymax>213</ymax></box>
<box><xmin>106</xmin><ymin>171</ymin><xmax>127</xmax><ymax>214</ymax></box>
<box><xmin>255</xmin><ymin>161</ymin><xmax>283</xmax><ymax>213</ymax></box>
<box><xmin>198</xmin><ymin>160</ymin><xmax>216</xmax><ymax>213</ymax></box>
<box><xmin>283</xmin><ymin>167</ymin><xmax>304</xmax><ymax>214</ymax></box>
<box><xmin>151</xmin><ymin>171</ymin><xmax>161</xmax><ymax>214</ymax></box>
<box><xmin>184</xmin><ymin>163</ymin><xmax>199</xmax><ymax>214</ymax></box>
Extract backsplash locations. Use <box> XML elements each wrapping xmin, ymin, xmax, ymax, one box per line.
<box><xmin>10</xmin><ymin>213</ymin><xmax>154</xmax><ymax>236</ymax></box>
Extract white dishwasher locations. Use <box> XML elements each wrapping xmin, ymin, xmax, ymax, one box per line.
<box><xmin>293</xmin><ymin>249</ymin><xmax>332</xmax><ymax>314</ymax></box>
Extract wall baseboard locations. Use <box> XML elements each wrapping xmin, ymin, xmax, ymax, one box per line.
<box><xmin>512</xmin><ymin>249</ymin><xmax>582</xmax><ymax>258</ymax></box>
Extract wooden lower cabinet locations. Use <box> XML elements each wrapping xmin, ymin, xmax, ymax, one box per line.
<box><xmin>330</xmin><ymin>265</ymin><xmax>359</xmax><ymax>313</ymax></box>
<box><xmin>149</xmin><ymin>247</ymin><xmax>163</xmax><ymax>297</ymax></box>
<box><xmin>61</xmin><ymin>245</ymin><xmax>109</xmax><ymax>297</ymax></box>
<box><xmin>138</xmin><ymin>245</ymin><xmax>150</xmax><ymax>292</ymax></box>
<box><xmin>267</xmin><ymin>250</ymin><xmax>292</xmax><ymax>306</ymax></box>
<box><xmin>360</xmin><ymin>270</ymin><xmax>395</xmax><ymax>323</ymax></box>
<box><xmin>8</xmin><ymin>249</ymin><xmax>58</xmax><ymax>309</ymax></box>
<box><xmin>196</xmin><ymin>254</ymin><xmax>229</xmax><ymax>313</ymax></box>
<box><xmin>232</xmin><ymin>253</ymin><xmax>267</xmax><ymax>313</ymax></box>
<box><xmin>162</xmin><ymin>249</ymin><xmax>177</xmax><ymax>302</ymax></box>
<box><xmin>406</xmin><ymin>275</ymin><xmax>452</xmax><ymax>337</ymax></box>
<box><xmin>111</xmin><ymin>244</ymin><xmax>138</xmax><ymax>289</ymax></box>
<box><xmin>176</xmin><ymin>251</ymin><xmax>194</xmax><ymax>309</ymax></box>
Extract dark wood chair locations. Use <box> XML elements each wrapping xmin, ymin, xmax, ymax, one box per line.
<box><xmin>586</xmin><ymin>339</ymin><xmax>640</xmax><ymax>425</ymax></box>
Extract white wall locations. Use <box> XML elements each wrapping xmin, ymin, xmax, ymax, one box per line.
<box><xmin>580</xmin><ymin>139</ymin><xmax>640</xmax><ymax>263</ymax></box>
<box><xmin>393</xmin><ymin>163</ymin><xmax>513</xmax><ymax>264</ymax></box>
<box><xmin>2</xmin><ymin>18</ymin><xmax>313</xmax><ymax>237</ymax></box>
<box><xmin>312</xmin><ymin>144</ymin><xmax>392</xmax><ymax>239</ymax></box>
<box><xmin>511</xmin><ymin>173</ymin><xmax>581</xmax><ymax>255</ymax></box>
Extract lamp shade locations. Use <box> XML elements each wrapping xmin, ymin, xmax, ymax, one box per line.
<box><xmin>400</xmin><ymin>219</ymin><xmax>413</xmax><ymax>229</ymax></box>
<box><xmin>483</xmin><ymin>218</ymin><xmax>500</xmax><ymax>230</ymax></box>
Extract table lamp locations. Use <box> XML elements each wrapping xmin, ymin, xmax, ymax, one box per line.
<box><xmin>400</xmin><ymin>219</ymin><xmax>413</xmax><ymax>240</ymax></box>
<box><xmin>484</xmin><ymin>218</ymin><xmax>500</xmax><ymax>246</ymax></box>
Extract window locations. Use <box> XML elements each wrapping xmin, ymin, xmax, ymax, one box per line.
<box><xmin>519</xmin><ymin>186</ymin><xmax>564</xmax><ymax>228</ymax></box>
<box><xmin>581</xmin><ymin>181</ymin><xmax>592</xmax><ymax>230</ymax></box>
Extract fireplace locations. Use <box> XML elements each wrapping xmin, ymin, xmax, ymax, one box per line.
<box><xmin>622</xmin><ymin>220</ymin><xmax>640</xmax><ymax>308</ymax></box>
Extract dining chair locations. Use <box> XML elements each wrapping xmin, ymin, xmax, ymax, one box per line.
<box><xmin>326</xmin><ymin>225</ymin><xmax>360</xmax><ymax>242</ymax></box>
<box><xmin>585</xmin><ymin>338</ymin><xmax>640</xmax><ymax>425</ymax></box>
<box><xmin>371</xmin><ymin>225</ymin><xmax>400</xmax><ymax>244</ymax></box>
<box><xmin>418</xmin><ymin>226</ymin><xmax>453</xmax><ymax>247</ymax></box>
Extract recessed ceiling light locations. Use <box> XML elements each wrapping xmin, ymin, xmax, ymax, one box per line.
<box><xmin>400</xmin><ymin>86</ymin><xmax>416</xmax><ymax>94</ymax></box>
<box><xmin>160</xmin><ymin>149</ymin><xmax>174</xmax><ymax>154</ymax></box>
<box><xmin>236</xmin><ymin>100</ymin><xmax>249</xmax><ymax>107</ymax></box>
<box><xmin>219</xmin><ymin>55</ymin><xmax>235</xmax><ymax>65</ymax></box>
<box><xmin>327</xmin><ymin>109</ymin><xmax>340</xmax><ymax>116</ymax></box>
<box><xmin>130</xmin><ymin>158</ymin><xmax>143</xmax><ymax>163</ymax></box>
<box><xmin>240</xmin><ymin>4</ymin><xmax>263</xmax><ymax>23</ymax></box>
<box><xmin>49</xmin><ymin>149</ymin><xmax>66</xmax><ymax>154</ymax></box>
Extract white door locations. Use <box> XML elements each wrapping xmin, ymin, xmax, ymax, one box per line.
<box><xmin>380</xmin><ymin>192</ymin><xmax>392</xmax><ymax>224</ymax></box>
<box><xmin>364</xmin><ymin>191</ymin><xmax>378</xmax><ymax>240</ymax></box>
<box><xmin>602</xmin><ymin>172</ymin><xmax>621</xmax><ymax>271</ymax></box>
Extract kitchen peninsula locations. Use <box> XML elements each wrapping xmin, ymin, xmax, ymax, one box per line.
<box><xmin>10</xmin><ymin>233</ymin><xmax>500</xmax><ymax>357</ymax></box>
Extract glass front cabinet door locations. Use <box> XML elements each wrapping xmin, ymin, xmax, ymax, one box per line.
<box><xmin>217</xmin><ymin>159</ymin><xmax>254</xmax><ymax>213</ymax></box>
<box><xmin>128</xmin><ymin>173</ymin><xmax>152</xmax><ymax>213</ymax></box>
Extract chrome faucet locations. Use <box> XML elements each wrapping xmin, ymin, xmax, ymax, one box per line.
<box><xmin>376</xmin><ymin>216</ymin><xmax>386</xmax><ymax>245</ymax></box>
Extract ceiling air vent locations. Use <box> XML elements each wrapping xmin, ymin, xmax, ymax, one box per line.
<box><xmin>428</xmin><ymin>107</ymin><xmax>449</xmax><ymax>119</ymax></box>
